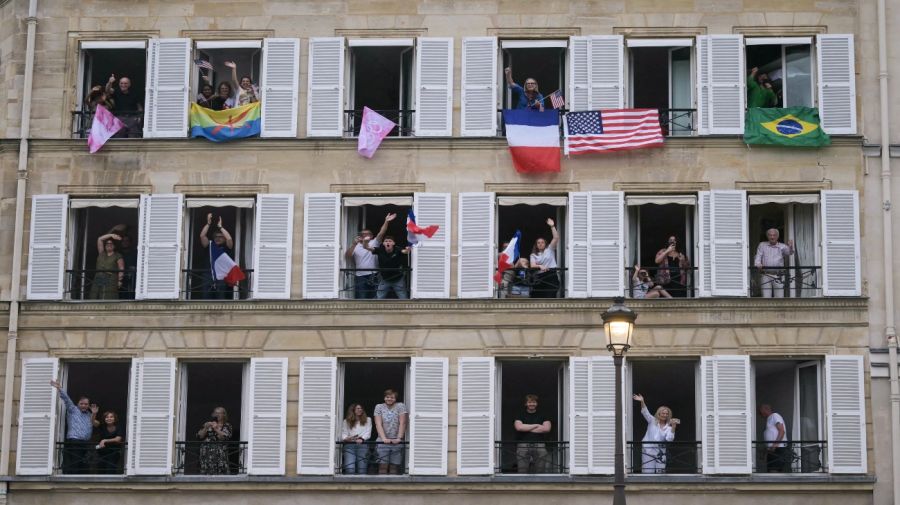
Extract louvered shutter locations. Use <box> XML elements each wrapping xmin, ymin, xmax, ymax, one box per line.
<box><xmin>414</xmin><ymin>37</ymin><xmax>453</xmax><ymax>136</ymax></box>
<box><xmin>15</xmin><ymin>358</ymin><xmax>59</xmax><ymax>475</ymax></box>
<box><xmin>710</xmin><ymin>190</ymin><xmax>747</xmax><ymax>296</ymax></box>
<box><xmin>297</xmin><ymin>357</ymin><xmax>336</xmax><ymax>475</ymax></box>
<box><xmin>568</xmin><ymin>37</ymin><xmax>590</xmax><ymax>113</ymax></box>
<box><xmin>247</xmin><ymin>358</ymin><xmax>288</xmax><ymax>475</ymax></box>
<box><xmin>696</xmin><ymin>36</ymin><xmax>710</xmax><ymax>135</ymax></box>
<box><xmin>302</xmin><ymin>193</ymin><xmax>339</xmax><ymax>299</ymax></box>
<box><xmin>700</xmin><ymin>356</ymin><xmax>751</xmax><ymax>474</ymax></box>
<box><xmin>697</xmin><ymin>191</ymin><xmax>712</xmax><ymax>297</ymax></box>
<box><xmin>252</xmin><ymin>194</ymin><xmax>295</xmax><ymax>299</ymax></box>
<box><xmin>588</xmin><ymin>356</ymin><xmax>616</xmax><ymax>474</ymax></box>
<box><xmin>126</xmin><ymin>359</ymin><xmax>141</xmax><ymax>474</ymax></box>
<box><xmin>456</xmin><ymin>357</ymin><xmax>494</xmax><ymax>475</ymax></box>
<box><xmin>261</xmin><ymin>38</ymin><xmax>300</xmax><ymax>138</ymax></box>
<box><xmin>461</xmin><ymin>37</ymin><xmax>497</xmax><ymax>136</ymax></box>
<box><xmin>409</xmin><ymin>357</ymin><xmax>448</xmax><ymax>475</ymax></box>
<box><xmin>821</xmin><ymin>190</ymin><xmax>860</xmax><ymax>296</ymax></box>
<box><xmin>26</xmin><ymin>195</ymin><xmax>68</xmax><ymax>300</ymax></box>
<box><xmin>589</xmin><ymin>36</ymin><xmax>624</xmax><ymax>109</ymax></box>
<box><xmin>569</xmin><ymin>357</ymin><xmax>590</xmax><ymax>474</ymax></box>
<box><xmin>412</xmin><ymin>193</ymin><xmax>451</xmax><ymax>299</ymax></box>
<box><xmin>144</xmin><ymin>38</ymin><xmax>189</xmax><ymax>138</ymax></box>
<box><xmin>825</xmin><ymin>355</ymin><xmax>866</xmax><ymax>473</ymax></box>
<box><xmin>131</xmin><ymin>358</ymin><xmax>176</xmax><ymax>475</ymax></box>
<box><xmin>817</xmin><ymin>35</ymin><xmax>856</xmax><ymax>135</ymax></box>
<box><xmin>306</xmin><ymin>37</ymin><xmax>345</xmax><ymax>137</ymax></box>
<box><xmin>589</xmin><ymin>191</ymin><xmax>624</xmax><ymax>297</ymax></box>
<box><xmin>135</xmin><ymin>194</ymin><xmax>184</xmax><ymax>300</ymax></box>
<box><xmin>457</xmin><ymin>192</ymin><xmax>495</xmax><ymax>298</ymax></box>
<box><xmin>566</xmin><ymin>192</ymin><xmax>590</xmax><ymax>298</ymax></box>
<box><xmin>707</xmin><ymin>35</ymin><xmax>744</xmax><ymax>135</ymax></box>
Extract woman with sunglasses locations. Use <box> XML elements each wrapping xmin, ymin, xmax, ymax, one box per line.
<box><xmin>632</xmin><ymin>264</ymin><xmax>671</xmax><ymax>299</ymax></box>
<box><xmin>504</xmin><ymin>67</ymin><xmax>544</xmax><ymax>111</ymax></box>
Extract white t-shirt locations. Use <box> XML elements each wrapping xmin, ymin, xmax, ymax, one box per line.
<box><xmin>351</xmin><ymin>237</ymin><xmax>380</xmax><ymax>276</ymax></box>
<box><xmin>764</xmin><ymin>412</ymin><xmax>788</xmax><ymax>447</ymax></box>
<box><xmin>530</xmin><ymin>248</ymin><xmax>558</xmax><ymax>269</ymax></box>
<box><xmin>340</xmin><ymin>418</ymin><xmax>372</xmax><ymax>441</ymax></box>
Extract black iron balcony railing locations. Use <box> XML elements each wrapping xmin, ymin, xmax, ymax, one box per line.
<box><xmin>54</xmin><ymin>441</ymin><xmax>127</xmax><ymax>475</ymax></box>
<box><xmin>626</xmin><ymin>441</ymin><xmax>702</xmax><ymax>474</ymax></box>
<box><xmin>496</xmin><ymin>108</ymin><xmax>567</xmax><ymax>137</ymax></box>
<box><xmin>72</xmin><ymin>110</ymin><xmax>144</xmax><ymax>139</ymax></box>
<box><xmin>752</xmin><ymin>440</ymin><xmax>827</xmax><ymax>473</ymax></box>
<box><xmin>625</xmin><ymin>266</ymin><xmax>697</xmax><ymax>299</ymax></box>
<box><xmin>344</xmin><ymin>109</ymin><xmax>415</xmax><ymax>138</ymax></box>
<box><xmin>182</xmin><ymin>268</ymin><xmax>253</xmax><ymax>300</ymax></box>
<box><xmin>175</xmin><ymin>440</ymin><xmax>247</xmax><ymax>475</ymax></box>
<box><xmin>65</xmin><ymin>269</ymin><xmax>137</xmax><ymax>301</ymax></box>
<box><xmin>495</xmin><ymin>267</ymin><xmax>567</xmax><ymax>299</ymax></box>
<box><xmin>494</xmin><ymin>440</ymin><xmax>568</xmax><ymax>474</ymax></box>
<box><xmin>340</xmin><ymin>268</ymin><xmax>412</xmax><ymax>300</ymax></box>
<box><xmin>658</xmin><ymin>108</ymin><xmax>696</xmax><ymax>136</ymax></box>
<box><xmin>335</xmin><ymin>441</ymin><xmax>408</xmax><ymax>475</ymax></box>
<box><xmin>749</xmin><ymin>266</ymin><xmax>822</xmax><ymax>298</ymax></box>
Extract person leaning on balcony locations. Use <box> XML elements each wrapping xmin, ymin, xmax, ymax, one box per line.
<box><xmin>95</xmin><ymin>410</ymin><xmax>125</xmax><ymax>474</ymax></box>
<box><xmin>198</xmin><ymin>406</ymin><xmax>233</xmax><ymax>475</ymax></box>
<box><xmin>90</xmin><ymin>233</ymin><xmax>125</xmax><ymax>300</ymax></box>
<box><xmin>747</xmin><ymin>67</ymin><xmax>778</xmax><ymax>108</ymax></box>
<box><xmin>504</xmin><ymin>67</ymin><xmax>544</xmax><ymax>111</ymax></box>
<box><xmin>633</xmin><ymin>394</ymin><xmax>678</xmax><ymax>474</ymax></box>
<box><xmin>199</xmin><ymin>213</ymin><xmax>235</xmax><ymax>299</ymax></box>
<box><xmin>84</xmin><ymin>85</ymin><xmax>113</xmax><ymax>112</ymax></box>
<box><xmin>341</xmin><ymin>403</ymin><xmax>373</xmax><ymax>474</ymax></box>
<box><xmin>514</xmin><ymin>394</ymin><xmax>551</xmax><ymax>473</ymax></box>
<box><xmin>366</xmin><ymin>236</ymin><xmax>411</xmax><ymax>300</ymax></box>
<box><xmin>530</xmin><ymin>218</ymin><xmax>560</xmax><ymax>298</ymax></box>
<box><xmin>374</xmin><ymin>389</ymin><xmax>408</xmax><ymax>474</ymax></box>
<box><xmin>345</xmin><ymin>213</ymin><xmax>395</xmax><ymax>299</ymax></box>
<box><xmin>754</xmin><ymin>228</ymin><xmax>795</xmax><ymax>298</ymax></box>
<box><xmin>104</xmin><ymin>74</ymin><xmax>143</xmax><ymax>138</ymax></box>
<box><xmin>632</xmin><ymin>265</ymin><xmax>672</xmax><ymax>299</ymax></box>
<box><xmin>224</xmin><ymin>61</ymin><xmax>259</xmax><ymax>106</ymax></box>
<box><xmin>49</xmin><ymin>379</ymin><xmax>100</xmax><ymax>474</ymax></box>
<box><xmin>654</xmin><ymin>235</ymin><xmax>690</xmax><ymax>297</ymax></box>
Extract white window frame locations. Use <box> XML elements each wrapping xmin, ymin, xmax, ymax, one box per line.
<box><xmin>744</xmin><ymin>38</ymin><xmax>815</xmax><ymax>109</ymax></box>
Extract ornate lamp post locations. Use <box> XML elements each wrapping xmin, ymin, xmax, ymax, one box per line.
<box><xmin>601</xmin><ymin>297</ymin><xmax>637</xmax><ymax>505</ymax></box>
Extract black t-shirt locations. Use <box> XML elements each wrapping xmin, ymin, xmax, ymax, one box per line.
<box><xmin>516</xmin><ymin>410</ymin><xmax>549</xmax><ymax>441</ymax></box>
<box><xmin>374</xmin><ymin>246</ymin><xmax>408</xmax><ymax>282</ymax></box>
<box><xmin>111</xmin><ymin>89</ymin><xmax>143</xmax><ymax>113</ymax></box>
<box><xmin>97</xmin><ymin>425</ymin><xmax>125</xmax><ymax>446</ymax></box>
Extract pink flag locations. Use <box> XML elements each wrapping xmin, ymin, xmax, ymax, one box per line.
<box><xmin>357</xmin><ymin>107</ymin><xmax>396</xmax><ymax>159</ymax></box>
<box><xmin>87</xmin><ymin>105</ymin><xmax>125</xmax><ymax>154</ymax></box>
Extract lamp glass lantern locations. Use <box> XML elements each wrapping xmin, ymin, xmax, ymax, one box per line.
<box><xmin>602</xmin><ymin>297</ymin><xmax>636</xmax><ymax>356</ymax></box>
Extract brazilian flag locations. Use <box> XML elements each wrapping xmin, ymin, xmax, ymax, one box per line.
<box><xmin>744</xmin><ymin>107</ymin><xmax>830</xmax><ymax>147</ymax></box>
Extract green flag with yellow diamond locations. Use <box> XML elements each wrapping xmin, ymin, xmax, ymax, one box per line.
<box><xmin>744</xmin><ymin>107</ymin><xmax>830</xmax><ymax>147</ymax></box>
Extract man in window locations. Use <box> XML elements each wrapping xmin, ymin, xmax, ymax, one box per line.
<box><xmin>364</xmin><ymin>234</ymin><xmax>410</xmax><ymax>300</ymax></box>
<box><xmin>759</xmin><ymin>404</ymin><xmax>791</xmax><ymax>472</ymax></box>
<box><xmin>345</xmin><ymin>213</ymin><xmax>395</xmax><ymax>299</ymax></box>
<box><xmin>754</xmin><ymin>228</ymin><xmax>794</xmax><ymax>298</ymax></box>
<box><xmin>747</xmin><ymin>67</ymin><xmax>778</xmax><ymax>109</ymax></box>
<box><xmin>104</xmin><ymin>74</ymin><xmax>144</xmax><ymax>138</ymax></box>
<box><xmin>514</xmin><ymin>394</ymin><xmax>552</xmax><ymax>473</ymax></box>
<box><xmin>199</xmin><ymin>213</ymin><xmax>235</xmax><ymax>299</ymax></box>
<box><xmin>50</xmin><ymin>379</ymin><xmax>99</xmax><ymax>474</ymax></box>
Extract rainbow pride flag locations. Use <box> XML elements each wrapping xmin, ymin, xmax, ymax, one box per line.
<box><xmin>190</xmin><ymin>102</ymin><xmax>261</xmax><ymax>142</ymax></box>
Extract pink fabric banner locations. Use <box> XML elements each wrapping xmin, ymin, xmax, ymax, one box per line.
<box><xmin>357</xmin><ymin>107</ymin><xmax>396</xmax><ymax>159</ymax></box>
<box><xmin>87</xmin><ymin>105</ymin><xmax>125</xmax><ymax>154</ymax></box>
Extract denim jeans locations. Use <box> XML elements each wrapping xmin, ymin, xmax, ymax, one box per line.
<box><xmin>377</xmin><ymin>276</ymin><xmax>408</xmax><ymax>299</ymax></box>
<box><xmin>354</xmin><ymin>273</ymin><xmax>378</xmax><ymax>299</ymax></box>
<box><xmin>342</xmin><ymin>443</ymin><xmax>369</xmax><ymax>474</ymax></box>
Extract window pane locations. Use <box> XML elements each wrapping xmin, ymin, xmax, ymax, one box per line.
<box><xmin>785</xmin><ymin>45</ymin><xmax>812</xmax><ymax>107</ymax></box>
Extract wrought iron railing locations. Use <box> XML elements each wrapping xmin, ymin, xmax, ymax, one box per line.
<box><xmin>658</xmin><ymin>108</ymin><xmax>696</xmax><ymax>136</ymax></box>
<box><xmin>175</xmin><ymin>440</ymin><xmax>247</xmax><ymax>475</ymax></box>
<box><xmin>495</xmin><ymin>267</ymin><xmax>567</xmax><ymax>299</ymax></box>
<box><xmin>496</xmin><ymin>108</ymin><xmax>567</xmax><ymax>137</ymax></box>
<box><xmin>343</xmin><ymin>109</ymin><xmax>415</xmax><ymax>138</ymax></box>
<box><xmin>54</xmin><ymin>441</ymin><xmax>127</xmax><ymax>475</ymax></box>
<box><xmin>335</xmin><ymin>441</ymin><xmax>408</xmax><ymax>475</ymax></box>
<box><xmin>340</xmin><ymin>268</ymin><xmax>412</xmax><ymax>300</ymax></box>
<box><xmin>752</xmin><ymin>440</ymin><xmax>827</xmax><ymax>473</ymax></box>
<box><xmin>65</xmin><ymin>269</ymin><xmax>137</xmax><ymax>301</ymax></box>
<box><xmin>749</xmin><ymin>266</ymin><xmax>822</xmax><ymax>298</ymax></box>
<box><xmin>72</xmin><ymin>110</ymin><xmax>144</xmax><ymax>139</ymax></box>
<box><xmin>494</xmin><ymin>440</ymin><xmax>568</xmax><ymax>474</ymax></box>
<box><xmin>625</xmin><ymin>266</ymin><xmax>697</xmax><ymax>299</ymax></box>
<box><xmin>626</xmin><ymin>441</ymin><xmax>701</xmax><ymax>474</ymax></box>
<box><xmin>182</xmin><ymin>268</ymin><xmax>253</xmax><ymax>300</ymax></box>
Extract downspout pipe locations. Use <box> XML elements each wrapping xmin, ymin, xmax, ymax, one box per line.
<box><xmin>0</xmin><ymin>0</ymin><xmax>38</xmax><ymax>476</ymax></box>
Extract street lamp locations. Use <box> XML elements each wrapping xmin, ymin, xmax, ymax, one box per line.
<box><xmin>601</xmin><ymin>297</ymin><xmax>637</xmax><ymax>505</ymax></box>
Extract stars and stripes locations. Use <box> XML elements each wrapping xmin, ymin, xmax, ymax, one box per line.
<box><xmin>564</xmin><ymin>109</ymin><xmax>664</xmax><ymax>155</ymax></box>
<box><xmin>549</xmin><ymin>90</ymin><xmax>566</xmax><ymax>110</ymax></box>
<box><xmin>194</xmin><ymin>58</ymin><xmax>214</xmax><ymax>71</ymax></box>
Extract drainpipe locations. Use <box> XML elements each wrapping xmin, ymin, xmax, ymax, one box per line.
<box><xmin>0</xmin><ymin>0</ymin><xmax>38</xmax><ymax>476</ymax></box>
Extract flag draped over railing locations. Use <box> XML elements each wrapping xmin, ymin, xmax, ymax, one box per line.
<box><xmin>743</xmin><ymin>107</ymin><xmax>830</xmax><ymax>147</ymax></box>
<box><xmin>563</xmin><ymin>109</ymin><xmax>664</xmax><ymax>155</ymax></box>
<box><xmin>189</xmin><ymin>102</ymin><xmax>261</xmax><ymax>142</ymax></box>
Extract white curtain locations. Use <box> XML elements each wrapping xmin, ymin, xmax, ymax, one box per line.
<box><xmin>792</xmin><ymin>204</ymin><xmax>817</xmax><ymax>297</ymax></box>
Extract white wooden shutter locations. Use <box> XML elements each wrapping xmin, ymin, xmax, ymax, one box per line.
<box><xmin>461</xmin><ymin>37</ymin><xmax>497</xmax><ymax>136</ymax></box>
<box><xmin>414</xmin><ymin>37</ymin><xmax>453</xmax><ymax>136</ymax></box>
<box><xmin>302</xmin><ymin>193</ymin><xmax>340</xmax><ymax>299</ymax></box>
<box><xmin>817</xmin><ymin>35</ymin><xmax>856</xmax><ymax>134</ymax></box>
<box><xmin>126</xmin><ymin>358</ymin><xmax>141</xmax><ymax>474</ymax></box>
<box><xmin>707</xmin><ymin>35</ymin><xmax>744</xmax><ymax>135</ymax></box>
<box><xmin>409</xmin><ymin>357</ymin><xmax>448</xmax><ymax>475</ymax></box>
<box><xmin>589</xmin><ymin>36</ymin><xmax>625</xmax><ymax>109</ymax></box>
<box><xmin>297</xmin><ymin>357</ymin><xmax>336</xmax><ymax>475</ymax></box>
<box><xmin>566</xmin><ymin>192</ymin><xmax>590</xmax><ymax>298</ymax></box>
<box><xmin>821</xmin><ymin>190</ymin><xmax>860</xmax><ymax>296</ymax></box>
<box><xmin>135</xmin><ymin>194</ymin><xmax>184</xmax><ymax>300</ymax></box>
<box><xmin>700</xmin><ymin>356</ymin><xmax>751</xmax><ymax>474</ymax></box>
<box><xmin>26</xmin><ymin>194</ymin><xmax>68</xmax><ymax>300</ymax></box>
<box><xmin>143</xmin><ymin>38</ymin><xmax>190</xmax><ymax>138</ymax></box>
<box><xmin>306</xmin><ymin>37</ymin><xmax>345</xmax><ymax>137</ymax></box>
<box><xmin>568</xmin><ymin>36</ymin><xmax>590</xmax><ymax>113</ymax></box>
<box><xmin>457</xmin><ymin>192</ymin><xmax>495</xmax><ymax>298</ymax></box>
<box><xmin>589</xmin><ymin>191</ymin><xmax>624</xmax><ymax>297</ymax></box>
<box><xmin>696</xmin><ymin>36</ymin><xmax>710</xmax><ymax>135</ymax></box>
<box><xmin>456</xmin><ymin>357</ymin><xmax>494</xmax><ymax>475</ymax></box>
<box><xmin>247</xmin><ymin>357</ymin><xmax>288</xmax><ymax>475</ymax></box>
<box><xmin>588</xmin><ymin>356</ymin><xmax>616</xmax><ymax>475</ymax></box>
<box><xmin>569</xmin><ymin>357</ymin><xmax>590</xmax><ymax>474</ymax></box>
<box><xmin>412</xmin><ymin>193</ymin><xmax>451</xmax><ymax>299</ymax></box>
<box><xmin>697</xmin><ymin>191</ymin><xmax>712</xmax><ymax>297</ymax></box>
<box><xmin>261</xmin><ymin>38</ymin><xmax>300</xmax><ymax>138</ymax></box>
<box><xmin>825</xmin><ymin>355</ymin><xmax>866</xmax><ymax>473</ymax></box>
<box><xmin>130</xmin><ymin>357</ymin><xmax>176</xmax><ymax>475</ymax></box>
<box><xmin>15</xmin><ymin>358</ymin><xmax>59</xmax><ymax>475</ymax></box>
<box><xmin>710</xmin><ymin>190</ymin><xmax>747</xmax><ymax>296</ymax></box>
<box><xmin>252</xmin><ymin>194</ymin><xmax>295</xmax><ymax>299</ymax></box>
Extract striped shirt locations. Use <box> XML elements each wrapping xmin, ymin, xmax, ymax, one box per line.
<box><xmin>754</xmin><ymin>241</ymin><xmax>793</xmax><ymax>269</ymax></box>
<box><xmin>59</xmin><ymin>390</ymin><xmax>93</xmax><ymax>441</ymax></box>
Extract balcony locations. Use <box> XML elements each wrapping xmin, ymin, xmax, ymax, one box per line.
<box><xmin>626</xmin><ymin>441</ymin><xmax>701</xmax><ymax>474</ymax></box>
<box><xmin>335</xmin><ymin>441</ymin><xmax>408</xmax><ymax>475</ymax></box>
<box><xmin>174</xmin><ymin>441</ymin><xmax>247</xmax><ymax>475</ymax></box>
<box><xmin>343</xmin><ymin>109</ymin><xmax>415</xmax><ymax>138</ymax></box>
<box><xmin>340</xmin><ymin>268</ymin><xmax>412</xmax><ymax>300</ymax></box>
<box><xmin>72</xmin><ymin>110</ymin><xmax>144</xmax><ymax>139</ymax></box>
<box><xmin>752</xmin><ymin>441</ymin><xmax>827</xmax><ymax>473</ymax></box>
<box><xmin>54</xmin><ymin>441</ymin><xmax>126</xmax><ymax>475</ymax></box>
<box><xmin>494</xmin><ymin>441</ymin><xmax>568</xmax><ymax>474</ymax></box>
<box><xmin>496</xmin><ymin>267</ymin><xmax>567</xmax><ymax>299</ymax></box>
<box><xmin>182</xmin><ymin>269</ymin><xmax>254</xmax><ymax>301</ymax></box>
<box><xmin>495</xmin><ymin>108</ymin><xmax>696</xmax><ymax>138</ymax></box>
<box><xmin>749</xmin><ymin>266</ymin><xmax>822</xmax><ymax>298</ymax></box>
<box><xmin>65</xmin><ymin>269</ymin><xmax>137</xmax><ymax>301</ymax></box>
<box><xmin>625</xmin><ymin>266</ymin><xmax>698</xmax><ymax>299</ymax></box>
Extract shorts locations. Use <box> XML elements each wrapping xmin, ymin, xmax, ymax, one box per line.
<box><xmin>376</xmin><ymin>441</ymin><xmax>405</xmax><ymax>465</ymax></box>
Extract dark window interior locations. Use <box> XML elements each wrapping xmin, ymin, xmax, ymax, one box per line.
<box><xmin>181</xmin><ymin>362</ymin><xmax>244</xmax><ymax>475</ymax></box>
<box><xmin>633</xmin><ymin>204</ymin><xmax>694</xmax><ymax>267</ymax></box>
<box><xmin>342</xmin><ymin>361</ymin><xmax>408</xmax><ymax>440</ymax></box>
<box><xmin>193</xmin><ymin>47</ymin><xmax>261</xmax><ymax>101</ymax></box>
<box><xmin>632</xmin><ymin>48</ymin><xmax>670</xmax><ymax>110</ymax></box>
<box><xmin>497</xmin><ymin>203</ymin><xmax>566</xmax><ymax>261</ymax></box>
<box><xmin>749</xmin><ymin>203</ymin><xmax>786</xmax><ymax>246</ymax></box>
<box><xmin>64</xmin><ymin>361</ymin><xmax>131</xmax><ymax>441</ymax></box>
<box><xmin>186</xmin><ymin>205</ymin><xmax>253</xmax><ymax>300</ymax></box>
<box><xmin>81</xmin><ymin>48</ymin><xmax>146</xmax><ymax>108</ymax></box>
<box><xmin>344</xmin><ymin>204</ymin><xmax>410</xmax><ymax>250</ymax></box>
<box><xmin>498</xmin><ymin>360</ymin><xmax>564</xmax><ymax>472</ymax></box>
<box><xmin>502</xmin><ymin>47</ymin><xmax>565</xmax><ymax>108</ymax></box>
<box><xmin>746</xmin><ymin>45</ymin><xmax>784</xmax><ymax>108</ymax></box>
<box><xmin>350</xmin><ymin>46</ymin><xmax>413</xmax><ymax>136</ymax></box>
<box><xmin>70</xmin><ymin>206</ymin><xmax>140</xmax><ymax>300</ymax></box>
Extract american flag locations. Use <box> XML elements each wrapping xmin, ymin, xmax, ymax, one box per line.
<box><xmin>564</xmin><ymin>109</ymin><xmax>664</xmax><ymax>155</ymax></box>
<box><xmin>194</xmin><ymin>58</ymin><xmax>214</xmax><ymax>71</ymax></box>
<box><xmin>549</xmin><ymin>90</ymin><xmax>565</xmax><ymax>110</ymax></box>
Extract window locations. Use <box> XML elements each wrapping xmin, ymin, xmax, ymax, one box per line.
<box><xmin>627</xmin><ymin>39</ymin><xmax>694</xmax><ymax>135</ymax></box>
<box><xmin>347</xmin><ymin>40</ymin><xmax>414</xmax><ymax>136</ymax></box>
<box><xmin>745</xmin><ymin>38</ymin><xmax>813</xmax><ymax>108</ymax></box>
<box><xmin>496</xmin><ymin>197</ymin><xmax>567</xmax><ymax>299</ymax></box>
<box><xmin>183</xmin><ymin>199</ymin><xmax>255</xmax><ymax>300</ymax></box>
<box><xmin>501</xmin><ymin>40</ymin><xmax>567</xmax><ymax>122</ymax></box>
<box><xmin>192</xmin><ymin>41</ymin><xmax>262</xmax><ymax>111</ymax></box>
<box><xmin>75</xmin><ymin>41</ymin><xmax>147</xmax><ymax>138</ymax></box>
<box><xmin>625</xmin><ymin>195</ymin><xmax>697</xmax><ymax>298</ymax></box>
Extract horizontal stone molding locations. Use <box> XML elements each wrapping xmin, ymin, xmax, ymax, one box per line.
<box><xmin>331</xmin><ymin>183</ymin><xmax>426</xmax><ymax>194</ymax></box>
<box><xmin>613</xmin><ymin>182</ymin><xmax>709</xmax><ymax>192</ymax></box>
<box><xmin>180</xmin><ymin>30</ymin><xmax>275</xmax><ymax>40</ymax></box>
<box><xmin>173</xmin><ymin>184</ymin><xmax>269</xmax><ymax>195</ymax></box>
<box><xmin>487</xmin><ymin>28</ymin><xmax>580</xmax><ymax>38</ymax></box>
<box><xmin>614</xmin><ymin>27</ymin><xmax>707</xmax><ymax>37</ymax></box>
<box><xmin>335</xmin><ymin>29</ymin><xmax>427</xmax><ymax>38</ymax></box>
<box><xmin>484</xmin><ymin>182</ymin><xmax>579</xmax><ymax>193</ymax></box>
<box><xmin>735</xmin><ymin>180</ymin><xmax>834</xmax><ymax>192</ymax></box>
<box><xmin>734</xmin><ymin>26</ymin><xmax>827</xmax><ymax>36</ymax></box>
<box><xmin>59</xmin><ymin>185</ymin><xmax>153</xmax><ymax>195</ymax></box>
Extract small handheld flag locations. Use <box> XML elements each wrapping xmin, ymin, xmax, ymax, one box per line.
<box><xmin>194</xmin><ymin>58</ymin><xmax>214</xmax><ymax>71</ymax></box>
<box><xmin>549</xmin><ymin>90</ymin><xmax>566</xmax><ymax>110</ymax></box>
<box><xmin>406</xmin><ymin>209</ymin><xmax>440</xmax><ymax>247</ymax></box>
<box><xmin>209</xmin><ymin>242</ymin><xmax>245</xmax><ymax>287</ymax></box>
<box><xmin>87</xmin><ymin>105</ymin><xmax>125</xmax><ymax>154</ymax></box>
<box><xmin>357</xmin><ymin>107</ymin><xmax>397</xmax><ymax>158</ymax></box>
<box><xmin>494</xmin><ymin>231</ymin><xmax>521</xmax><ymax>283</ymax></box>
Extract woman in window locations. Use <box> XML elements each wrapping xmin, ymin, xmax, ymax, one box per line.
<box><xmin>224</xmin><ymin>61</ymin><xmax>259</xmax><ymax>106</ymax></box>
<box><xmin>530</xmin><ymin>218</ymin><xmax>560</xmax><ymax>298</ymax></box>
<box><xmin>209</xmin><ymin>82</ymin><xmax>235</xmax><ymax>111</ymax></box>
<box><xmin>632</xmin><ymin>265</ymin><xmax>672</xmax><ymax>299</ymax></box>
<box><xmin>504</xmin><ymin>67</ymin><xmax>544</xmax><ymax>111</ymax></box>
<box><xmin>197</xmin><ymin>406</ymin><xmax>233</xmax><ymax>475</ymax></box>
<box><xmin>633</xmin><ymin>394</ymin><xmax>678</xmax><ymax>474</ymax></box>
<box><xmin>90</xmin><ymin>233</ymin><xmax>124</xmax><ymax>300</ymax></box>
<box><xmin>341</xmin><ymin>403</ymin><xmax>372</xmax><ymax>474</ymax></box>
<box><xmin>654</xmin><ymin>235</ymin><xmax>690</xmax><ymax>297</ymax></box>
<box><xmin>95</xmin><ymin>410</ymin><xmax>125</xmax><ymax>474</ymax></box>
<box><xmin>196</xmin><ymin>83</ymin><xmax>215</xmax><ymax>108</ymax></box>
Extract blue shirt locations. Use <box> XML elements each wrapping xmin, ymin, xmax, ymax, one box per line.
<box><xmin>59</xmin><ymin>390</ymin><xmax>94</xmax><ymax>441</ymax></box>
<box><xmin>508</xmin><ymin>83</ymin><xmax>544</xmax><ymax>110</ymax></box>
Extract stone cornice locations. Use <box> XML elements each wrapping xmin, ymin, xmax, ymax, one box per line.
<box><xmin>613</xmin><ymin>27</ymin><xmax>707</xmax><ymax>37</ymax></box>
<box><xmin>736</xmin><ymin>180</ymin><xmax>833</xmax><ymax>191</ymax></box>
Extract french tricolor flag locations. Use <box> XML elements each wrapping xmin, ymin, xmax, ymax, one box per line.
<box><xmin>503</xmin><ymin>109</ymin><xmax>561</xmax><ymax>173</ymax></box>
<box><xmin>493</xmin><ymin>230</ymin><xmax>521</xmax><ymax>283</ymax></box>
<box><xmin>209</xmin><ymin>242</ymin><xmax>245</xmax><ymax>287</ymax></box>
<box><xmin>406</xmin><ymin>209</ymin><xmax>440</xmax><ymax>247</ymax></box>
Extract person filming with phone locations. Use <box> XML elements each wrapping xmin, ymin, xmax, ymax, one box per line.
<box><xmin>655</xmin><ymin>235</ymin><xmax>690</xmax><ymax>297</ymax></box>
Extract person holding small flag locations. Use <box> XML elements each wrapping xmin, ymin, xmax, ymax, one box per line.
<box><xmin>199</xmin><ymin>213</ymin><xmax>244</xmax><ymax>299</ymax></box>
<box><xmin>505</xmin><ymin>67</ymin><xmax>544</xmax><ymax>111</ymax></box>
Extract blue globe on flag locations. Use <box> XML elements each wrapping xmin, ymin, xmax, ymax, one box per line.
<box><xmin>775</xmin><ymin>119</ymin><xmax>803</xmax><ymax>135</ymax></box>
